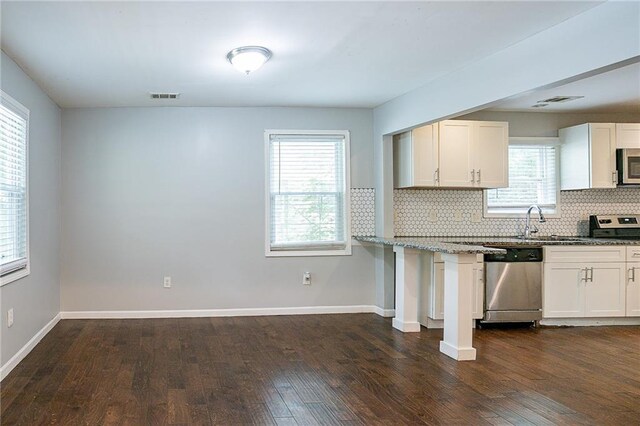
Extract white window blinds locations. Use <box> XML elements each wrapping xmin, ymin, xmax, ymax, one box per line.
<box><xmin>267</xmin><ymin>131</ymin><xmax>350</xmax><ymax>254</ymax></box>
<box><xmin>486</xmin><ymin>144</ymin><xmax>558</xmax><ymax>214</ymax></box>
<box><xmin>0</xmin><ymin>94</ymin><xmax>29</xmax><ymax>278</ymax></box>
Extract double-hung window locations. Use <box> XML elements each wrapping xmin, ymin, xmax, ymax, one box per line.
<box><xmin>485</xmin><ymin>138</ymin><xmax>559</xmax><ymax>217</ymax></box>
<box><xmin>265</xmin><ymin>130</ymin><xmax>351</xmax><ymax>256</ymax></box>
<box><xmin>0</xmin><ymin>91</ymin><xmax>29</xmax><ymax>285</ymax></box>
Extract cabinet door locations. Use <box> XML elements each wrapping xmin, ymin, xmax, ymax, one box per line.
<box><xmin>432</xmin><ymin>261</ymin><xmax>483</xmax><ymax>320</ymax></box>
<box><xmin>589</xmin><ymin>123</ymin><xmax>617</xmax><ymax>188</ymax></box>
<box><xmin>584</xmin><ymin>263</ymin><xmax>625</xmax><ymax>317</ymax></box>
<box><xmin>616</xmin><ymin>123</ymin><xmax>640</xmax><ymax>149</ymax></box>
<box><xmin>543</xmin><ymin>263</ymin><xmax>585</xmax><ymax>318</ymax></box>
<box><xmin>438</xmin><ymin>120</ymin><xmax>474</xmax><ymax>187</ymax></box>
<box><xmin>474</xmin><ymin>121</ymin><xmax>509</xmax><ymax>188</ymax></box>
<box><xmin>627</xmin><ymin>262</ymin><xmax>640</xmax><ymax>316</ymax></box>
<box><xmin>472</xmin><ymin>263</ymin><xmax>484</xmax><ymax>319</ymax></box>
<box><xmin>412</xmin><ymin>124</ymin><xmax>439</xmax><ymax>186</ymax></box>
<box><xmin>431</xmin><ymin>262</ymin><xmax>445</xmax><ymax>320</ymax></box>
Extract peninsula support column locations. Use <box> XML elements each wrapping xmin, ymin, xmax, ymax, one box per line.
<box><xmin>440</xmin><ymin>253</ymin><xmax>477</xmax><ymax>360</ymax></box>
<box><xmin>392</xmin><ymin>246</ymin><xmax>421</xmax><ymax>332</ymax></box>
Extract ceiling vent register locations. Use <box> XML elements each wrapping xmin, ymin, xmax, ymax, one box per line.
<box><xmin>150</xmin><ymin>93</ymin><xmax>180</xmax><ymax>99</ymax></box>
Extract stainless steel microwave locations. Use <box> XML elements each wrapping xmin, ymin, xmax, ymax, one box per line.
<box><xmin>617</xmin><ymin>149</ymin><xmax>640</xmax><ymax>185</ymax></box>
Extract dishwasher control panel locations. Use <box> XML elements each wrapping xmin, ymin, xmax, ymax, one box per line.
<box><xmin>484</xmin><ymin>247</ymin><xmax>543</xmax><ymax>262</ymax></box>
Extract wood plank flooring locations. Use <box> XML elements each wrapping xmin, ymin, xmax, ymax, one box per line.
<box><xmin>1</xmin><ymin>314</ymin><xmax>639</xmax><ymax>425</ymax></box>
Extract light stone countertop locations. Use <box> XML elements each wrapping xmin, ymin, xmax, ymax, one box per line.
<box><xmin>355</xmin><ymin>235</ymin><xmax>640</xmax><ymax>254</ymax></box>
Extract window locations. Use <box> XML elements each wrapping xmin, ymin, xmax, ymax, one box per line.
<box><xmin>484</xmin><ymin>138</ymin><xmax>559</xmax><ymax>217</ymax></box>
<box><xmin>0</xmin><ymin>91</ymin><xmax>29</xmax><ymax>285</ymax></box>
<box><xmin>265</xmin><ymin>130</ymin><xmax>351</xmax><ymax>256</ymax></box>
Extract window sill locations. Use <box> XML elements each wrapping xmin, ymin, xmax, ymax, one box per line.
<box><xmin>483</xmin><ymin>210</ymin><xmax>561</xmax><ymax>219</ymax></box>
<box><xmin>0</xmin><ymin>266</ymin><xmax>30</xmax><ymax>286</ymax></box>
<box><xmin>265</xmin><ymin>247</ymin><xmax>352</xmax><ymax>257</ymax></box>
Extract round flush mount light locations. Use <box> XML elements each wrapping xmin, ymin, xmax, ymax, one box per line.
<box><xmin>226</xmin><ymin>46</ymin><xmax>272</xmax><ymax>75</ymax></box>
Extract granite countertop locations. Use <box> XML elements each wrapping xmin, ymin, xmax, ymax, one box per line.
<box><xmin>355</xmin><ymin>235</ymin><xmax>640</xmax><ymax>254</ymax></box>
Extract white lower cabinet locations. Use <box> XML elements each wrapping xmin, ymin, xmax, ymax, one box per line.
<box><xmin>423</xmin><ymin>255</ymin><xmax>483</xmax><ymax>323</ymax></box>
<box><xmin>626</xmin><ymin>247</ymin><xmax>640</xmax><ymax>316</ymax></box>
<box><xmin>543</xmin><ymin>246</ymin><xmax>627</xmax><ymax>318</ymax></box>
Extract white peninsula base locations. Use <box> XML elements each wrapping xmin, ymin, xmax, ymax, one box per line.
<box><xmin>393</xmin><ymin>246</ymin><xmax>477</xmax><ymax>361</ymax></box>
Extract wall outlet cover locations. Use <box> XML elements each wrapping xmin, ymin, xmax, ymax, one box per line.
<box><xmin>7</xmin><ymin>308</ymin><xmax>14</xmax><ymax>327</ymax></box>
<box><xmin>163</xmin><ymin>276</ymin><xmax>171</xmax><ymax>288</ymax></box>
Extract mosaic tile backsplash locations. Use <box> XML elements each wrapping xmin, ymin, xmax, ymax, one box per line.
<box><xmin>351</xmin><ymin>187</ymin><xmax>640</xmax><ymax>237</ymax></box>
<box><xmin>394</xmin><ymin>188</ymin><xmax>640</xmax><ymax>237</ymax></box>
<box><xmin>350</xmin><ymin>188</ymin><xmax>376</xmax><ymax>236</ymax></box>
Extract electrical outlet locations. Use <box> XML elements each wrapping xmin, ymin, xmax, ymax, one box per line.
<box><xmin>163</xmin><ymin>276</ymin><xmax>171</xmax><ymax>288</ymax></box>
<box><xmin>302</xmin><ymin>272</ymin><xmax>311</xmax><ymax>285</ymax></box>
<box><xmin>471</xmin><ymin>211</ymin><xmax>482</xmax><ymax>223</ymax></box>
<box><xmin>7</xmin><ymin>308</ymin><xmax>14</xmax><ymax>327</ymax></box>
<box><xmin>454</xmin><ymin>211</ymin><xmax>463</xmax><ymax>222</ymax></box>
<box><xmin>428</xmin><ymin>211</ymin><xmax>437</xmax><ymax>222</ymax></box>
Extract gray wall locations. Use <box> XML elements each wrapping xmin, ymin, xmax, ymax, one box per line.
<box><xmin>0</xmin><ymin>52</ymin><xmax>61</xmax><ymax>365</ymax></box>
<box><xmin>61</xmin><ymin>107</ymin><xmax>376</xmax><ymax>312</ymax></box>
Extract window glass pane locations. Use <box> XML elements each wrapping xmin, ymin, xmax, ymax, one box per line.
<box><xmin>268</xmin><ymin>134</ymin><xmax>347</xmax><ymax>250</ymax></box>
<box><xmin>0</xmin><ymin>102</ymin><xmax>28</xmax><ymax>275</ymax></box>
<box><xmin>486</xmin><ymin>144</ymin><xmax>557</xmax><ymax>214</ymax></box>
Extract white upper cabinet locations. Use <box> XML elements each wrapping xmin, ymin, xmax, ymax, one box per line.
<box><xmin>393</xmin><ymin>124</ymin><xmax>439</xmax><ymax>187</ymax></box>
<box><xmin>394</xmin><ymin>120</ymin><xmax>508</xmax><ymax>189</ymax></box>
<box><xmin>559</xmin><ymin>123</ymin><xmax>617</xmax><ymax>190</ymax></box>
<box><xmin>474</xmin><ymin>121</ymin><xmax>510</xmax><ymax>188</ymax></box>
<box><xmin>438</xmin><ymin>120</ymin><xmax>475</xmax><ymax>187</ymax></box>
<box><xmin>616</xmin><ymin>123</ymin><xmax>640</xmax><ymax>149</ymax></box>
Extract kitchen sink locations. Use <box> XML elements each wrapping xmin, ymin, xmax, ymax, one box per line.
<box><xmin>514</xmin><ymin>235</ymin><xmax>586</xmax><ymax>242</ymax></box>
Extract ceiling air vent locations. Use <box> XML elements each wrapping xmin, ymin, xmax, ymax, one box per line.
<box><xmin>150</xmin><ymin>92</ymin><xmax>180</xmax><ymax>100</ymax></box>
<box><xmin>536</xmin><ymin>95</ymin><xmax>584</xmax><ymax>104</ymax></box>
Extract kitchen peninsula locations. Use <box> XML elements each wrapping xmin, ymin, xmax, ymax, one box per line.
<box><xmin>358</xmin><ymin>235</ymin><xmax>640</xmax><ymax>362</ymax></box>
<box><xmin>357</xmin><ymin>236</ymin><xmax>504</xmax><ymax>361</ymax></box>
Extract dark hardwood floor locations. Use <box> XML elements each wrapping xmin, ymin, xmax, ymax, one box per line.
<box><xmin>1</xmin><ymin>315</ymin><xmax>639</xmax><ymax>425</ymax></box>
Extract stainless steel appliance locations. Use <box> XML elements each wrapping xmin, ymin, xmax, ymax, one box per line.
<box><xmin>482</xmin><ymin>247</ymin><xmax>543</xmax><ymax>323</ymax></box>
<box><xmin>616</xmin><ymin>149</ymin><xmax>640</xmax><ymax>185</ymax></box>
<box><xmin>589</xmin><ymin>214</ymin><xmax>640</xmax><ymax>239</ymax></box>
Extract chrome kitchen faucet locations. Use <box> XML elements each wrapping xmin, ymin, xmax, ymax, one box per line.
<box><xmin>523</xmin><ymin>205</ymin><xmax>546</xmax><ymax>238</ymax></box>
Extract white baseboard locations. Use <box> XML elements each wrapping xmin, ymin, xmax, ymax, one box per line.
<box><xmin>374</xmin><ymin>307</ymin><xmax>395</xmax><ymax>317</ymax></box>
<box><xmin>1</xmin><ymin>313</ymin><xmax>61</xmax><ymax>382</ymax></box>
<box><xmin>541</xmin><ymin>317</ymin><xmax>640</xmax><ymax>327</ymax></box>
<box><xmin>61</xmin><ymin>305</ymin><xmax>391</xmax><ymax>319</ymax></box>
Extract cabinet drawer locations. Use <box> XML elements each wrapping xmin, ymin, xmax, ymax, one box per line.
<box><xmin>627</xmin><ymin>246</ymin><xmax>640</xmax><ymax>261</ymax></box>
<box><xmin>433</xmin><ymin>252</ymin><xmax>483</xmax><ymax>263</ymax></box>
<box><xmin>544</xmin><ymin>246</ymin><xmax>625</xmax><ymax>263</ymax></box>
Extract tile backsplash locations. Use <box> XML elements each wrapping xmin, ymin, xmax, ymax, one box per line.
<box><xmin>394</xmin><ymin>188</ymin><xmax>640</xmax><ymax>237</ymax></box>
<box><xmin>350</xmin><ymin>188</ymin><xmax>376</xmax><ymax>236</ymax></box>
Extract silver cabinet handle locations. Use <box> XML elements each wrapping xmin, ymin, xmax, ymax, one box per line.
<box><xmin>588</xmin><ymin>267</ymin><xmax>594</xmax><ymax>282</ymax></box>
<box><xmin>581</xmin><ymin>268</ymin><xmax>588</xmax><ymax>282</ymax></box>
<box><xmin>476</xmin><ymin>169</ymin><xmax>481</xmax><ymax>183</ymax></box>
<box><xmin>471</xmin><ymin>169</ymin><xmax>475</xmax><ymax>183</ymax></box>
<box><xmin>630</xmin><ymin>267</ymin><xmax>636</xmax><ymax>282</ymax></box>
<box><xmin>632</xmin><ymin>252</ymin><xmax>640</xmax><ymax>257</ymax></box>
<box><xmin>434</xmin><ymin>168</ymin><xmax>439</xmax><ymax>183</ymax></box>
<box><xmin>612</xmin><ymin>171</ymin><xmax>617</xmax><ymax>184</ymax></box>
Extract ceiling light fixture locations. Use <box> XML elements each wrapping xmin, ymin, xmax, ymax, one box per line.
<box><xmin>226</xmin><ymin>46</ymin><xmax>272</xmax><ymax>75</ymax></box>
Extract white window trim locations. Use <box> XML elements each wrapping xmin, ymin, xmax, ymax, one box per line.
<box><xmin>264</xmin><ymin>129</ymin><xmax>352</xmax><ymax>257</ymax></box>
<box><xmin>0</xmin><ymin>90</ymin><xmax>30</xmax><ymax>286</ymax></box>
<box><xmin>483</xmin><ymin>137</ymin><xmax>561</xmax><ymax>219</ymax></box>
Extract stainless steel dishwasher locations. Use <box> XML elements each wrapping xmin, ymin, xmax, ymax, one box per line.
<box><xmin>482</xmin><ymin>246</ymin><xmax>543</xmax><ymax>323</ymax></box>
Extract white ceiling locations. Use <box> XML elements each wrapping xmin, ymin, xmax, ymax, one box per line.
<box><xmin>490</xmin><ymin>62</ymin><xmax>640</xmax><ymax>113</ymax></box>
<box><xmin>1</xmin><ymin>1</ymin><xmax>602</xmax><ymax>108</ymax></box>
